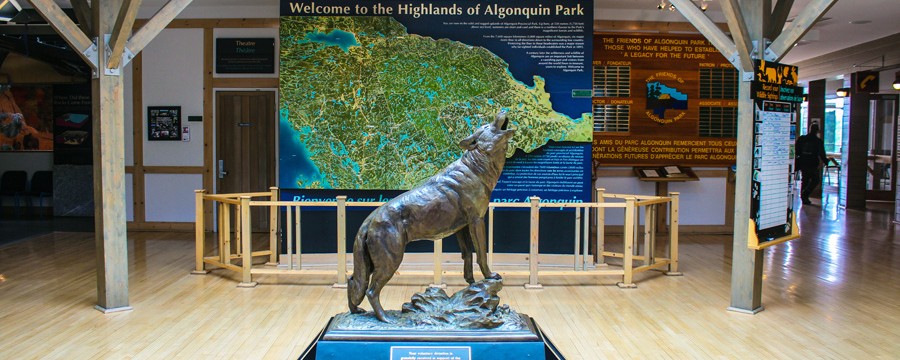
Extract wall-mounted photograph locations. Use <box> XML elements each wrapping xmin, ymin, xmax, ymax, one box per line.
<box><xmin>147</xmin><ymin>106</ymin><xmax>181</xmax><ymax>141</ymax></box>
<box><xmin>0</xmin><ymin>85</ymin><xmax>54</xmax><ymax>151</ymax></box>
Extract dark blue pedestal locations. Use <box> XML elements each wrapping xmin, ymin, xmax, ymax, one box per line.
<box><xmin>299</xmin><ymin>316</ymin><xmax>564</xmax><ymax>360</ymax></box>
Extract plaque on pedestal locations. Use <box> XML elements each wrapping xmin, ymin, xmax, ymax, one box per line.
<box><xmin>299</xmin><ymin>315</ymin><xmax>563</xmax><ymax>360</ymax></box>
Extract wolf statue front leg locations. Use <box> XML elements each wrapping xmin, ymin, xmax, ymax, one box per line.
<box><xmin>468</xmin><ymin>217</ymin><xmax>500</xmax><ymax>281</ymax></box>
<box><xmin>455</xmin><ymin>225</ymin><xmax>476</xmax><ymax>284</ymax></box>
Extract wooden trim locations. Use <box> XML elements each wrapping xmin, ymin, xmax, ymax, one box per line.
<box><xmin>125</xmin><ymin>166</ymin><xmax>134</xmax><ymax>173</ymax></box>
<box><xmin>593</xmin><ymin>20</ymin><xmax>728</xmax><ymax>34</ymax></box>
<box><xmin>134</xmin><ymin>18</ymin><xmax>279</xmax><ymax>29</ymax></box>
<box><xmin>132</xmin><ymin>53</ymin><xmax>146</xmax><ymax>224</ymax></box>
<box><xmin>212</xmin><ymin>77</ymin><xmax>279</xmax><ymax>89</ymax></box>
<box><xmin>141</xmin><ymin>166</ymin><xmax>204</xmax><ymax>174</ymax></box>
<box><xmin>203</xmin><ymin>28</ymin><xmax>215</xmax><ymax>231</ymax></box>
<box><xmin>127</xmin><ymin>221</ymin><xmax>194</xmax><ymax>231</ymax></box>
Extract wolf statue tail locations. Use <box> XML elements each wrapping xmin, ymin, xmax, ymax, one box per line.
<box><xmin>347</xmin><ymin>219</ymin><xmax>371</xmax><ymax>313</ymax></box>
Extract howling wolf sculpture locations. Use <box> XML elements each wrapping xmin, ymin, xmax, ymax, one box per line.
<box><xmin>348</xmin><ymin>110</ymin><xmax>515</xmax><ymax>322</ymax></box>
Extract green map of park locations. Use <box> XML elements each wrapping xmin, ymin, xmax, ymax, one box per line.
<box><xmin>280</xmin><ymin>16</ymin><xmax>591</xmax><ymax>189</ymax></box>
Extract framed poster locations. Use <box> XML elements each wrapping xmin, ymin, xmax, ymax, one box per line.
<box><xmin>147</xmin><ymin>106</ymin><xmax>181</xmax><ymax>141</ymax></box>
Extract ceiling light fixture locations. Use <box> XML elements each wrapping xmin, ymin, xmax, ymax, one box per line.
<box><xmin>700</xmin><ymin>1</ymin><xmax>709</xmax><ymax>12</ymax></box>
<box><xmin>658</xmin><ymin>0</ymin><xmax>666</xmax><ymax>10</ymax></box>
<box><xmin>893</xmin><ymin>72</ymin><xmax>900</xmax><ymax>91</ymax></box>
<box><xmin>835</xmin><ymin>87</ymin><xmax>850</xmax><ymax>97</ymax></box>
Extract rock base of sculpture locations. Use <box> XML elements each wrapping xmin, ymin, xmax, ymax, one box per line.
<box><xmin>299</xmin><ymin>280</ymin><xmax>564</xmax><ymax>359</ymax></box>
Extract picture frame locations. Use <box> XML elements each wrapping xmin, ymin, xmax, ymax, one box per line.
<box><xmin>147</xmin><ymin>106</ymin><xmax>181</xmax><ymax>141</ymax></box>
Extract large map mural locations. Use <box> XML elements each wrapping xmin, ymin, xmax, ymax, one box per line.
<box><xmin>279</xmin><ymin>0</ymin><xmax>593</xmax><ymax>203</ymax></box>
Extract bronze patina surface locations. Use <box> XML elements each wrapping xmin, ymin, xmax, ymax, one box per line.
<box><xmin>347</xmin><ymin>111</ymin><xmax>515</xmax><ymax>323</ymax></box>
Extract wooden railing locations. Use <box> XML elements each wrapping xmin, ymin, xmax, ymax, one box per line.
<box><xmin>193</xmin><ymin>188</ymin><xmax>681</xmax><ymax>289</ymax></box>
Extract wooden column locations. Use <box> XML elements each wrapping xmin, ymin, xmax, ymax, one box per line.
<box><xmin>728</xmin><ymin>79</ymin><xmax>765</xmax><ymax>313</ymax></box>
<box><xmin>92</xmin><ymin>0</ymin><xmax>131</xmax><ymax>313</ymax></box>
<box><xmin>725</xmin><ymin>0</ymin><xmax>766</xmax><ymax>315</ymax></box>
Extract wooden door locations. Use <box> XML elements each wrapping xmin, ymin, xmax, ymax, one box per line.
<box><xmin>216</xmin><ymin>91</ymin><xmax>275</xmax><ymax>231</ymax></box>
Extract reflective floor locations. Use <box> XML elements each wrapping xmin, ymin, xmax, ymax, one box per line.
<box><xmin>0</xmin><ymin>195</ymin><xmax>897</xmax><ymax>359</ymax></box>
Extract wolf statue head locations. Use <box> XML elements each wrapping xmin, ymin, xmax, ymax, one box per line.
<box><xmin>457</xmin><ymin>110</ymin><xmax>516</xmax><ymax>169</ymax></box>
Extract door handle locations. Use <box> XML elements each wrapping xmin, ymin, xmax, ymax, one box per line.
<box><xmin>218</xmin><ymin>159</ymin><xmax>228</xmax><ymax>179</ymax></box>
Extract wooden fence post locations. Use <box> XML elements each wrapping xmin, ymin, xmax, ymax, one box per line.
<box><xmin>334</xmin><ymin>196</ymin><xmax>348</xmax><ymax>288</ymax></box>
<box><xmin>525</xmin><ymin>197</ymin><xmax>542</xmax><ymax>289</ymax></box>
<box><xmin>238</xmin><ymin>196</ymin><xmax>257</xmax><ymax>288</ymax></box>
<box><xmin>192</xmin><ymin>190</ymin><xmax>208</xmax><ymax>274</ymax></box>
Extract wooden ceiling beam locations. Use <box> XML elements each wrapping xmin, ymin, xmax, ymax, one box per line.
<box><xmin>767</xmin><ymin>0</ymin><xmax>838</xmax><ymax>62</ymax></box>
<box><xmin>70</xmin><ymin>0</ymin><xmax>93</xmax><ymax>35</ymax></box>
<box><xmin>720</xmin><ymin>0</ymin><xmax>755</xmax><ymax>73</ymax></box>
<box><xmin>125</xmin><ymin>0</ymin><xmax>192</xmax><ymax>57</ymax></box>
<box><xmin>766</xmin><ymin>0</ymin><xmax>794</xmax><ymax>39</ymax></box>
<box><xmin>669</xmin><ymin>0</ymin><xmax>740</xmax><ymax>69</ymax></box>
<box><xmin>23</xmin><ymin>0</ymin><xmax>97</xmax><ymax>70</ymax></box>
<box><xmin>107</xmin><ymin>0</ymin><xmax>142</xmax><ymax>69</ymax></box>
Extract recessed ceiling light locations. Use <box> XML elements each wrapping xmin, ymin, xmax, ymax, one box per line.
<box><xmin>849</xmin><ymin>20</ymin><xmax>871</xmax><ymax>25</ymax></box>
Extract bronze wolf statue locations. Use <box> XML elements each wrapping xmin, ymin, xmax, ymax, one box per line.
<box><xmin>348</xmin><ymin>110</ymin><xmax>515</xmax><ymax>322</ymax></box>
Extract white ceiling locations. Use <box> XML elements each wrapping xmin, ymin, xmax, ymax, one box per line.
<box><xmin>43</xmin><ymin>0</ymin><xmax>900</xmax><ymax>64</ymax></box>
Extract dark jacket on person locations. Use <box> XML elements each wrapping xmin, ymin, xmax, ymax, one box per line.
<box><xmin>795</xmin><ymin>133</ymin><xmax>827</xmax><ymax>170</ymax></box>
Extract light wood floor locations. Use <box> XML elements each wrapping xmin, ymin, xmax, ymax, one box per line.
<box><xmin>1</xmin><ymin>196</ymin><xmax>898</xmax><ymax>359</ymax></box>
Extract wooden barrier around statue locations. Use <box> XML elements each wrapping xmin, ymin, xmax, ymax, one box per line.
<box><xmin>192</xmin><ymin>187</ymin><xmax>682</xmax><ymax>289</ymax></box>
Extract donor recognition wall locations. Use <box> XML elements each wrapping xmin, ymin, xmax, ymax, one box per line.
<box><xmin>278</xmin><ymin>0</ymin><xmax>593</xmax><ymax>253</ymax></box>
<box><xmin>592</xmin><ymin>33</ymin><xmax>738</xmax><ymax>165</ymax></box>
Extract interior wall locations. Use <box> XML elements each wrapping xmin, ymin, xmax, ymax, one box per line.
<box><xmin>141</xmin><ymin>29</ymin><xmax>204</xmax><ymax>167</ymax></box>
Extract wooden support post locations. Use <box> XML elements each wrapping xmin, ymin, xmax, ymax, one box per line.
<box><xmin>286</xmin><ymin>205</ymin><xmax>293</xmax><ymax>269</ymax></box>
<box><xmin>237</xmin><ymin>196</ymin><xmax>257</xmax><ymax>288</ymax></box>
<box><xmin>234</xmin><ymin>201</ymin><xmax>242</xmax><ymax>256</ymax></box>
<box><xmin>89</xmin><ymin>0</ymin><xmax>128</xmax><ymax>313</ymax></box>
<box><xmin>431</xmin><ymin>239</ymin><xmax>444</xmax><ymax>288</ymax></box>
<box><xmin>524</xmin><ymin>197</ymin><xmax>542</xmax><ymax>289</ymax></box>
<box><xmin>582</xmin><ymin>207</ymin><xmax>589</xmax><ymax>270</ymax></box>
<box><xmin>24</xmin><ymin>0</ymin><xmax>195</xmax><ymax>312</ymax></box>
<box><xmin>596</xmin><ymin>188</ymin><xmax>606</xmax><ymax>265</ymax></box>
<box><xmin>334</xmin><ymin>196</ymin><xmax>348</xmax><ymax>288</ymax></box>
<box><xmin>667</xmin><ymin>192</ymin><xmax>682</xmax><ymax>275</ymax></box>
<box><xmin>222</xmin><ymin>203</ymin><xmax>231</xmax><ymax>263</ymax></box>
<box><xmin>643</xmin><ymin>204</ymin><xmax>652</xmax><ymax>267</ymax></box>
<box><xmin>295</xmin><ymin>205</ymin><xmax>302</xmax><ymax>269</ymax></box>
<box><xmin>618</xmin><ymin>197</ymin><xmax>637</xmax><ymax>288</ymax></box>
<box><xmin>192</xmin><ymin>190</ymin><xmax>208</xmax><ymax>274</ymax></box>
<box><xmin>573</xmin><ymin>206</ymin><xmax>581</xmax><ymax>270</ymax></box>
<box><xmin>728</xmin><ymin>78</ymin><xmax>764</xmax><ymax>314</ymax></box>
<box><xmin>267</xmin><ymin>187</ymin><xmax>278</xmax><ymax>265</ymax></box>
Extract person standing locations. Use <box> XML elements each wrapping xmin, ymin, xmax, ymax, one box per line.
<box><xmin>795</xmin><ymin>123</ymin><xmax>828</xmax><ymax>205</ymax></box>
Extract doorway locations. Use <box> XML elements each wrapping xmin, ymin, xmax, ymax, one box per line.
<box><xmin>216</xmin><ymin>91</ymin><xmax>276</xmax><ymax>231</ymax></box>
<box><xmin>865</xmin><ymin>94</ymin><xmax>897</xmax><ymax>201</ymax></box>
